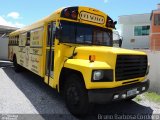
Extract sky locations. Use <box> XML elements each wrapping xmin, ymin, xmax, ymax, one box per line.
<box><xmin>0</xmin><ymin>0</ymin><xmax>159</xmax><ymax>33</ymax></box>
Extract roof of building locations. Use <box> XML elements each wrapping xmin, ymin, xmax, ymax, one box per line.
<box><xmin>150</xmin><ymin>3</ymin><xmax>160</xmax><ymax>20</ymax></box>
<box><xmin>150</xmin><ymin>9</ymin><xmax>160</xmax><ymax>20</ymax></box>
<box><xmin>0</xmin><ymin>25</ymin><xmax>18</xmax><ymax>35</ymax></box>
<box><xmin>119</xmin><ymin>13</ymin><xmax>151</xmax><ymax>25</ymax></box>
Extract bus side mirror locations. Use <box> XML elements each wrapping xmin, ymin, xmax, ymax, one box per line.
<box><xmin>119</xmin><ymin>39</ymin><xmax>122</xmax><ymax>48</ymax></box>
<box><xmin>113</xmin><ymin>21</ymin><xmax>117</xmax><ymax>29</ymax></box>
<box><xmin>114</xmin><ymin>21</ymin><xmax>117</xmax><ymax>25</ymax></box>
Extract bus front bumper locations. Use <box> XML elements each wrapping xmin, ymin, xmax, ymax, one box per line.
<box><xmin>88</xmin><ymin>79</ymin><xmax>150</xmax><ymax>104</ymax></box>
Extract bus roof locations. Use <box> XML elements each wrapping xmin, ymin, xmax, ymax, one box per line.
<box><xmin>10</xmin><ymin>6</ymin><xmax>109</xmax><ymax>36</ymax></box>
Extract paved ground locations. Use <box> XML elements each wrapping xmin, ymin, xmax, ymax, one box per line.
<box><xmin>0</xmin><ymin>61</ymin><xmax>160</xmax><ymax>120</ymax></box>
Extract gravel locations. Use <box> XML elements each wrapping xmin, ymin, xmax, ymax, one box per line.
<box><xmin>0</xmin><ymin>62</ymin><xmax>160</xmax><ymax>120</ymax></box>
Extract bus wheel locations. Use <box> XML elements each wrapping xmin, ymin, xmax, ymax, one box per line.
<box><xmin>64</xmin><ymin>75</ymin><xmax>90</xmax><ymax>117</ymax></box>
<box><xmin>13</xmin><ymin>56</ymin><xmax>22</xmax><ymax>72</ymax></box>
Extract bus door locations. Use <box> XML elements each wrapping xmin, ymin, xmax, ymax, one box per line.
<box><xmin>45</xmin><ymin>22</ymin><xmax>56</xmax><ymax>85</ymax></box>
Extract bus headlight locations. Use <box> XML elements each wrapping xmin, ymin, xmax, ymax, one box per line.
<box><xmin>92</xmin><ymin>70</ymin><xmax>113</xmax><ymax>82</ymax></box>
<box><xmin>93</xmin><ymin>70</ymin><xmax>104</xmax><ymax>81</ymax></box>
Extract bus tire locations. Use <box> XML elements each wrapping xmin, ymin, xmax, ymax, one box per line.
<box><xmin>64</xmin><ymin>74</ymin><xmax>91</xmax><ymax>117</ymax></box>
<box><xmin>13</xmin><ymin>56</ymin><xmax>22</xmax><ymax>72</ymax></box>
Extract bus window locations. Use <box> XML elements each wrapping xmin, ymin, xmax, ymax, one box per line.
<box><xmin>60</xmin><ymin>22</ymin><xmax>75</xmax><ymax>43</ymax></box>
<box><xmin>19</xmin><ymin>33</ymin><xmax>27</xmax><ymax>46</ymax></box>
<box><xmin>47</xmin><ymin>22</ymin><xmax>56</xmax><ymax>46</ymax></box>
<box><xmin>16</xmin><ymin>35</ymin><xmax>19</xmax><ymax>45</ymax></box>
<box><xmin>13</xmin><ymin>38</ymin><xmax>15</xmax><ymax>45</ymax></box>
<box><xmin>51</xmin><ymin>50</ymin><xmax>54</xmax><ymax>76</ymax></box>
<box><xmin>46</xmin><ymin>22</ymin><xmax>56</xmax><ymax>78</ymax></box>
<box><xmin>60</xmin><ymin>21</ymin><xmax>112</xmax><ymax>46</ymax></box>
<box><xmin>104</xmin><ymin>32</ymin><xmax>112</xmax><ymax>46</ymax></box>
<box><xmin>47</xmin><ymin>24</ymin><xmax>51</xmax><ymax>46</ymax></box>
<box><xmin>26</xmin><ymin>32</ymin><xmax>30</xmax><ymax>46</ymax></box>
<box><xmin>93</xmin><ymin>29</ymin><xmax>112</xmax><ymax>46</ymax></box>
<box><xmin>12</xmin><ymin>39</ymin><xmax>14</xmax><ymax>45</ymax></box>
<box><xmin>46</xmin><ymin>50</ymin><xmax>54</xmax><ymax>77</ymax></box>
<box><xmin>76</xmin><ymin>26</ymin><xmax>92</xmax><ymax>44</ymax></box>
<box><xmin>46</xmin><ymin>50</ymin><xmax>50</xmax><ymax>76</ymax></box>
<box><xmin>93</xmin><ymin>30</ymin><xmax>103</xmax><ymax>44</ymax></box>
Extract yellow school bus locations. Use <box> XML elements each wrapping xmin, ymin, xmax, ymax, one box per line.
<box><xmin>8</xmin><ymin>6</ymin><xmax>150</xmax><ymax>116</ymax></box>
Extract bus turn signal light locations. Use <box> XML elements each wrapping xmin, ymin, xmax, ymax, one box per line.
<box><xmin>89</xmin><ymin>55</ymin><xmax>96</xmax><ymax>62</ymax></box>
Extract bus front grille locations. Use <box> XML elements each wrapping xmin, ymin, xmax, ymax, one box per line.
<box><xmin>115</xmin><ymin>55</ymin><xmax>147</xmax><ymax>81</ymax></box>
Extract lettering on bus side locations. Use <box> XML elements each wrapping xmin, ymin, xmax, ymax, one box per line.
<box><xmin>80</xmin><ymin>11</ymin><xmax>105</xmax><ymax>24</ymax></box>
<box><xmin>25</xmin><ymin>47</ymin><xmax>29</xmax><ymax>67</ymax></box>
<box><xmin>30</xmin><ymin>27</ymin><xmax>43</xmax><ymax>47</ymax></box>
<box><xmin>19</xmin><ymin>33</ymin><xmax>27</xmax><ymax>46</ymax></box>
<box><xmin>32</xmin><ymin>65</ymin><xmax>38</xmax><ymax>69</ymax></box>
<box><xmin>31</xmin><ymin>67</ymin><xmax>38</xmax><ymax>73</ymax></box>
<box><xmin>19</xmin><ymin>47</ymin><xmax>24</xmax><ymax>52</ymax></box>
<box><xmin>31</xmin><ymin>56</ymin><xmax>39</xmax><ymax>63</ymax></box>
<box><xmin>30</xmin><ymin>49</ymin><xmax>42</xmax><ymax>56</ymax></box>
<box><xmin>19</xmin><ymin>54</ymin><xmax>24</xmax><ymax>66</ymax></box>
<box><xmin>20</xmin><ymin>59</ymin><xmax>24</xmax><ymax>66</ymax></box>
<box><xmin>33</xmin><ymin>49</ymin><xmax>39</xmax><ymax>55</ymax></box>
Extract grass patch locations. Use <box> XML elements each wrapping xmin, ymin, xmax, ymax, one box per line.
<box><xmin>134</xmin><ymin>95</ymin><xmax>142</xmax><ymax>102</ymax></box>
<box><xmin>143</xmin><ymin>92</ymin><xmax>160</xmax><ymax>103</ymax></box>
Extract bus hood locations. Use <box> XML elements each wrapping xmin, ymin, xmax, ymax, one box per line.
<box><xmin>74</xmin><ymin>46</ymin><xmax>147</xmax><ymax>68</ymax></box>
<box><xmin>75</xmin><ymin>46</ymin><xmax>146</xmax><ymax>55</ymax></box>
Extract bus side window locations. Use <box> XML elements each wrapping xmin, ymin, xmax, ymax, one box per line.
<box><xmin>46</xmin><ymin>22</ymin><xmax>56</xmax><ymax>77</ymax></box>
<box><xmin>13</xmin><ymin>37</ymin><xmax>15</xmax><ymax>45</ymax></box>
<box><xmin>9</xmin><ymin>38</ymin><xmax>10</xmax><ymax>45</ymax></box>
<box><xmin>12</xmin><ymin>37</ymin><xmax>14</xmax><ymax>45</ymax></box>
<box><xmin>47</xmin><ymin>24</ymin><xmax>51</xmax><ymax>46</ymax></box>
<box><xmin>17</xmin><ymin>35</ymin><xmax>19</xmax><ymax>45</ymax></box>
<box><xmin>50</xmin><ymin>50</ymin><xmax>54</xmax><ymax>76</ymax></box>
<box><xmin>26</xmin><ymin>32</ymin><xmax>30</xmax><ymax>46</ymax></box>
<box><xmin>46</xmin><ymin>49</ymin><xmax>54</xmax><ymax>77</ymax></box>
<box><xmin>11</xmin><ymin>38</ymin><xmax>13</xmax><ymax>45</ymax></box>
<box><xmin>47</xmin><ymin>22</ymin><xmax>56</xmax><ymax>46</ymax></box>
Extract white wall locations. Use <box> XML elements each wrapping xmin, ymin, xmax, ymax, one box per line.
<box><xmin>0</xmin><ymin>37</ymin><xmax>8</xmax><ymax>60</ymax></box>
<box><xmin>121</xmin><ymin>24</ymin><xmax>150</xmax><ymax>49</ymax></box>
<box><xmin>147</xmin><ymin>51</ymin><xmax>160</xmax><ymax>94</ymax></box>
<box><xmin>119</xmin><ymin>13</ymin><xmax>150</xmax><ymax>49</ymax></box>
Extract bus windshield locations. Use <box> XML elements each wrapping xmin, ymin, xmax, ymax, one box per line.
<box><xmin>59</xmin><ymin>21</ymin><xmax>113</xmax><ymax>46</ymax></box>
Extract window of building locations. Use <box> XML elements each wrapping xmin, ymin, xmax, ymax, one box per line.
<box><xmin>134</xmin><ymin>26</ymin><xmax>150</xmax><ymax>36</ymax></box>
<box><xmin>154</xmin><ymin>14</ymin><xmax>160</xmax><ymax>26</ymax></box>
